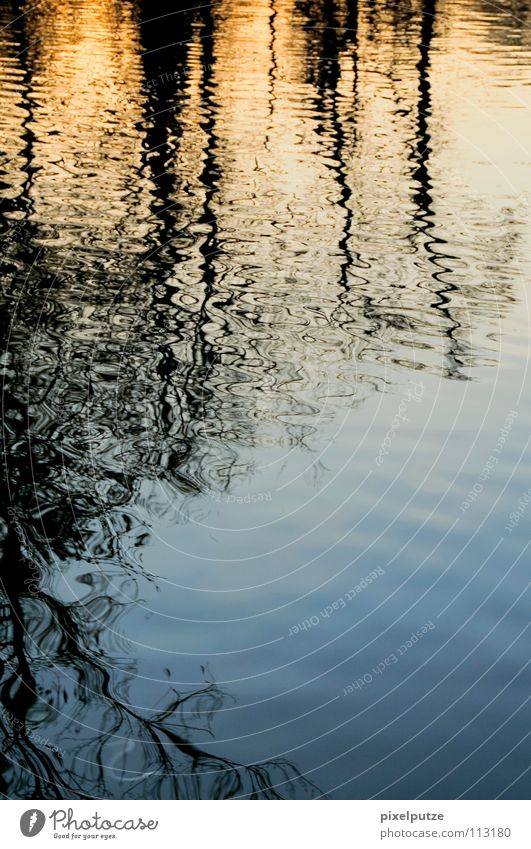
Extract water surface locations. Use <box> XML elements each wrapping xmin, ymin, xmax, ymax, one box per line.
<box><xmin>0</xmin><ymin>0</ymin><xmax>530</xmax><ymax>799</ymax></box>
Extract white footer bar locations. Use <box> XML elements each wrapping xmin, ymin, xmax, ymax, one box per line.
<box><xmin>3</xmin><ymin>799</ymin><xmax>528</xmax><ymax>848</ymax></box>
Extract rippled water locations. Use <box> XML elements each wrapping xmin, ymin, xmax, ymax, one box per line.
<box><xmin>0</xmin><ymin>0</ymin><xmax>530</xmax><ymax>800</ymax></box>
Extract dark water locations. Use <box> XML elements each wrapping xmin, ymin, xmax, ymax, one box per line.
<box><xmin>0</xmin><ymin>0</ymin><xmax>530</xmax><ymax>799</ymax></box>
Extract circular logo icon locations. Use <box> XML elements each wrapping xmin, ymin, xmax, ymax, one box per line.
<box><xmin>20</xmin><ymin>810</ymin><xmax>46</xmax><ymax>837</ymax></box>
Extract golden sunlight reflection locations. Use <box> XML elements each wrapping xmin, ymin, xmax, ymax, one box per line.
<box><xmin>23</xmin><ymin>0</ymin><xmax>153</xmax><ymax>258</ymax></box>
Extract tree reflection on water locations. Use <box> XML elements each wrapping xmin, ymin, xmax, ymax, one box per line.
<box><xmin>0</xmin><ymin>0</ymin><xmax>526</xmax><ymax>798</ymax></box>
